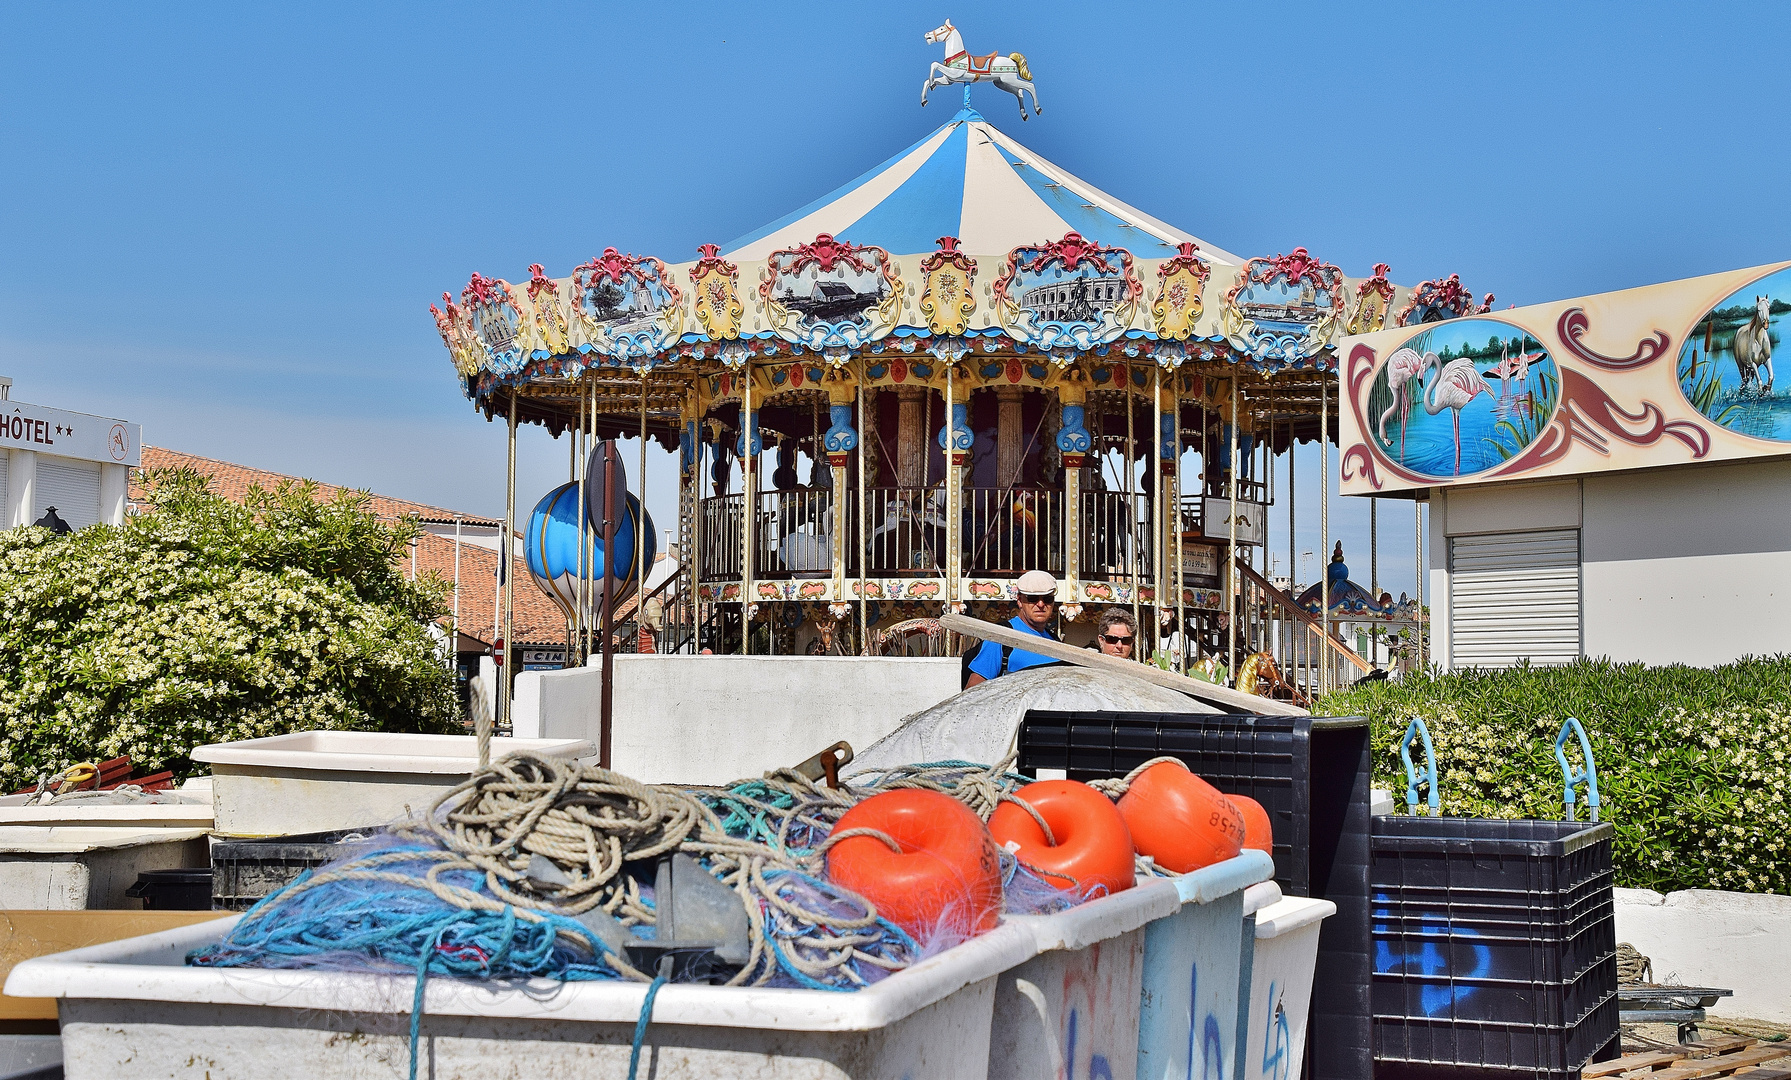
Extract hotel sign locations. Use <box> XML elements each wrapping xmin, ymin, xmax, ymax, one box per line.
<box><xmin>0</xmin><ymin>400</ymin><xmax>140</xmax><ymax>467</ymax></box>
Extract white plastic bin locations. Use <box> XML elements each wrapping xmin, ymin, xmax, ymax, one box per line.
<box><xmin>0</xmin><ymin>792</ymin><xmax>213</xmax><ymax>830</ymax></box>
<box><xmin>989</xmin><ymin>851</ymin><xmax>1274</xmax><ymax>1080</ymax></box>
<box><xmin>1235</xmin><ymin>895</ymin><xmax>1335</xmax><ymax>1080</ymax></box>
<box><xmin>1135</xmin><ymin>850</ymin><xmax>1276</xmax><ymax>1080</ymax></box>
<box><xmin>7</xmin><ymin>908</ymin><xmax>1039</xmax><ymax>1079</ymax></box>
<box><xmin>0</xmin><ymin>828</ymin><xmax>211</xmax><ymax>910</ymax></box>
<box><xmin>190</xmin><ymin>731</ymin><xmax>596</xmax><ymax>837</ymax></box>
<box><xmin>1371</xmin><ymin>787</ymin><xmax>1395</xmax><ymax>817</ymax></box>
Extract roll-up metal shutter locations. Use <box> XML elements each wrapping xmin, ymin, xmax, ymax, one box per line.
<box><xmin>36</xmin><ymin>458</ymin><xmax>102</xmax><ymax>530</ymax></box>
<box><xmin>1448</xmin><ymin>529</ymin><xmax>1581</xmax><ymax>668</ymax></box>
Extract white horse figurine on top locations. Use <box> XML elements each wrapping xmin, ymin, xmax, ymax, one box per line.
<box><xmin>920</xmin><ymin>20</ymin><xmax>1042</xmax><ymax>120</ymax></box>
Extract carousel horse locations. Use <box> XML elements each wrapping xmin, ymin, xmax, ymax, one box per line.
<box><xmin>1234</xmin><ymin>651</ymin><xmax>1309</xmax><ymax>708</ymax></box>
<box><xmin>920</xmin><ymin>20</ymin><xmax>1042</xmax><ymax>120</ymax></box>
<box><xmin>876</xmin><ymin>617</ymin><xmax>947</xmax><ymax>657</ymax></box>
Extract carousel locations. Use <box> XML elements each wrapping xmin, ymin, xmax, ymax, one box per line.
<box><xmin>429</xmin><ymin>24</ymin><xmax>1469</xmax><ymax>718</ymax></box>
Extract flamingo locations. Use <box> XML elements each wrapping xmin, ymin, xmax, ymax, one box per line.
<box><xmin>1376</xmin><ymin>347</ymin><xmax>1430</xmax><ymax>462</ymax></box>
<box><xmin>1420</xmin><ymin>352</ymin><xmax>1494</xmax><ymax>476</ymax></box>
<box><xmin>1485</xmin><ymin>343</ymin><xmax>1541</xmax><ymax>416</ymax></box>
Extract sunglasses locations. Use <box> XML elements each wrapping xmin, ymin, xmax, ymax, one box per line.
<box><xmin>1018</xmin><ymin>593</ymin><xmax>1057</xmax><ymax>604</ymax></box>
<box><xmin>1099</xmin><ymin>634</ymin><xmax>1134</xmax><ymax>646</ymax></box>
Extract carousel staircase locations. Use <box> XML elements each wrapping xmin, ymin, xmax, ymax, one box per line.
<box><xmin>1230</xmin><ymin>560</ymin><xmax>1373</xmax><ymax>699</ymax></box>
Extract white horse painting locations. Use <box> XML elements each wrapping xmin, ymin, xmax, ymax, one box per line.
<box><xmin>920</xmin><ymin>20</ymin><xmax>1042</xmax><ymax>120</ymax></box>
<box><xmin>1735</xmin><ymin>294</ymin><xmax>1776</xmax><ymax>393</ymax></box>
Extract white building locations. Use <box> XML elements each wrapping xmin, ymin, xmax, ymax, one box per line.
<box><xmin>1337</xmin><ymin>263</ymin><xmax>1791</xmax><ymax>670</ymax></box>
<box><xmin>0</xmin><ymin>378</ymin><xmax>140</xmax><ymax>531</ymax></box>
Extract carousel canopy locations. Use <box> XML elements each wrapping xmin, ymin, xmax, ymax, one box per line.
<box><xmin>724</xmin><ymin>107</ymin><xmax>1242</xmax><ymax>265</ymax></box>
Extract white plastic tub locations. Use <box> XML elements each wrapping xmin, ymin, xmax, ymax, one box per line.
<box><xmin>1235</xmin><ymin>895</ymin><xmax>1335</xmax><ymax>1080</ymax></box>
<box><xmin>988</xmin><ymin>851</ymin><xmax>1275</xmax><ymax>1080</ymax></box>
<box><xmin>190</xmin><ymin>731</ymin><xmax>596</xmax><ymax>837</ymax></box>
<box><xmin>0</xmin><ymin>793</ymin><xmax>213</xmax><ymax>830</ymax></box>
<box><xmin>0</xmin><ymin>828</ymin><xmax>211</xmax><ymax>910</ymax></box>
<box><xmin>6</xmin><ymin>909</ymin><xmax>1035</xmax><ymax>1080</ymax></box>
<box><xmin>1134</xmin><ymin>850</ymin><xmax>1276</xmax><ymax>1080</ymax></box>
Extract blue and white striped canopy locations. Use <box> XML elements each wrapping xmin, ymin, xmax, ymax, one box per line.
<box><xmin>723</xmin><ymin>107</ymin><xmax>1241</xmax><ymax>265</ymax></box>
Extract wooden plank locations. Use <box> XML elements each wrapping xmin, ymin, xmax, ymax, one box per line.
<box><xmin>1732</xmin><ymin>1067</ymin><xmax>1791</xmax><ymax>1079</ymax></box>
<box><xmin>1649</xmin><ymin>1046</ymin><xmax>1791</xmax><ymax>1080</ymax></box>
<box><xmin>1</xmin><ymin>909</ymin><xmax>230</xmax><ymax>1021</ymax></box>
<box><xmin>1691</xmin><ymin>1037</ymin><xmax>1759</xmax><ymax>1058</ymax></box>
<box><xmin>940</xmin><ymin>611</ymin><xmax>1309</xmax><ymax>716</ymax></box>
<box><xmin>1584</xmin><ymin>1050</ymin><xmax>1689</xmax><ymax>1076</ymax></box>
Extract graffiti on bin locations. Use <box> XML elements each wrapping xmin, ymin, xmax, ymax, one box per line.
<box><xmin>1372</xmin><ymin>899</ymin><xmax>1493</xmax><ymax>1017</ymax></box>
<box><xmin>1064</xmin><ymin>1008</ymin><xmax>1116</xmax><ymax>1080</ymax></box>
<box><xmin>1260</xmin><ymin>981</ymin><xmax>1292</xmax><ymax>1080</ymax></box>
<box><xmin>1185</xmin><ymin>963</ymin><xmax>1226</xmax><ymax>1080</ymax></box>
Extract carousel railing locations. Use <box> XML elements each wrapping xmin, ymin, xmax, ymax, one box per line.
<box><xmin>964</xmin><ymin>487</ymin><xmax>1063</xmax><ymax>576</ymax></box>
<box><xmin>1231</xmin><ymin>559</ymin><xmax>1371</xmax><ymax>699</ymax></box>
<box><xmin>755</xmin><ymin>487</ymin><xmax>834</xmax><ymax>579</ymax></box>
<box><xmin>1078</xmin><ymin>489</ymin><xmax>1153</xmax><ymax>585</ymax></box>
<box><xmin>865</xmin><ymin>486</ymin><xmax>946</xmax><ymax>574</ymax></box>
<box><xmin>697</xmin><ymin>493</ymin><xmax>744</xmax><ymax>582</ymax></box>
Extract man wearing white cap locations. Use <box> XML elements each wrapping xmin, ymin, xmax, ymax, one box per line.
<box><xmin>963</xmin><ymin>569</ymin><xmax>1063</xmax><ymax>687</ymax></box>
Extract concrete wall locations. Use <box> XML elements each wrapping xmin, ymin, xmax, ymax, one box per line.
<box><xmin>515</xmin><ymin>655</ymin><xmax>961</xmax><ymax>785</ymax></box>
<box><xmin>1616</xmin><ymin>887</ymin><xmax>1791</xmax><ymax>1024</ymax></box>
<box><xmin>1427</xmin><ymin>459</ymin><xmax>1791</xmax><ymax>668</ymax></box>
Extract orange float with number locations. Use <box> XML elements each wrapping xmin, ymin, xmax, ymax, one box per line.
<box><xmin>1116</xmin><ymin>761</ymin><xmax>1246</xmax><ymax>873</ymax></box>
<box><xmin>988</xmin><ymin>780</ymin><xmax>1135</xmax><ymax>898</ymax></box>
<box><xmin>1227</xmin><ymin>793</ymin><xmax>1274</xmax><ymax>853</ymax></box>
<box><xmin>825</xmin><ymin>788</ymin><xmax>1003</xmax><ymax>938</ymax></box>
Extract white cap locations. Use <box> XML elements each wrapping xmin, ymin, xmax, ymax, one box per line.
<box><xmin>1016</xmin><ymin>570</ymin><xmax>1057</xmax><ymax>596</ymax></box>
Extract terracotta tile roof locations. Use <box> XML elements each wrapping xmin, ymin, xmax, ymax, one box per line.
<box><xmin>132</xmin><ymin>445</ymin><xmax>569</xmax><ymax>647</ymax></box>
<box><xmin>406</xmin><ymin>529</ymin><xmax>568</xmax><ymax>648</ymax></box>
<box><xmin>131</xmin><ymin>447</ymin><xmax>499</xmax><ymax>526</ymax></box>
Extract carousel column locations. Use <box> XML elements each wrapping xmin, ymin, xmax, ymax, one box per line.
<box><xmin>1164</xmin><ymin>377</ymin><xmax>1183</xmax><ymax>673</ymax></box>
<box><xmin>938</xmin><ymin>376</ymin><xmax>973</xmax><ymax>605</ymax></box>
<box><xmin>738</xmin><ymin>370</ymin><xmax>761</xmax><ymax>655</ymax></box>
<box><xmin>824</xmin><ymin>384</ymin><xmax>858</xmax><ymax>613</ymax></box>
<box><xmin>1056</xmin><ymin>384</ymin><xmax>1091</xmax><ymax>616</ymax></box>
<box><xmin>895</xmin><ymin>387</ymin><xmax>927</xmax><ymax>488</ymax></box>
<box><xmin>995</xmin><ymin>385</ymin><xmax>1025</xmax><ymax>487</ymax></box>
<box><xmin>679</xmin><ymin>415</ymin><xmax>700</xmax><ymax>655</ymax></box>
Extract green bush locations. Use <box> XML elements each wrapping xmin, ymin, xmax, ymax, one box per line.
<box><xmin>1320</xmin><ymin>657</ymin><xmax>1791</xmax><ymax>895</ymax></box>
<box><xmin>0</xmin><ymin>468</ymin><xmax>461</xmax><ymax>788</ymax></box>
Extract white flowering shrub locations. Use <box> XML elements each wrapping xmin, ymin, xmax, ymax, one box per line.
<box><xmin>0</xmin><ymin>468</ymin><xmax>459</xmax><ymax>788</ymax></box>
<box><xmin>1321</xmin><ymin>657</ymin><xmax>1791</xmax><ymax>895</ymax></box>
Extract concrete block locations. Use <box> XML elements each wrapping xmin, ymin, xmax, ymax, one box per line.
<box><xmin>1615</xmin><ymin>886</ymin><xmax>1791</xmax><ymax>1024</ymax></box>
<box><xmin>535</xmin><ymin>655</ymin><xmax>961</xmax><ymax>785</ymax></box>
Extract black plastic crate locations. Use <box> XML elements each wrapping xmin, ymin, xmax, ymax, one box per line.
<box><xmin>1019</xmin><ymin>710</ymin><xmax>1373</xmax><ymax>1080</ymax></box>
<box><xmin>210</xmin><ymin>827</ymin><xmax>384</xmax><ymax>910</ymax></box>
<box><xmin>1370</xmin><ymin>815</ymin><xmax>1618</xmax><ymax>1076</ymax></box>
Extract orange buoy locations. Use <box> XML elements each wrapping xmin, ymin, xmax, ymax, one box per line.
<box><xmin>825</xmin><ymin>788</ymin><xmax>1002</xmax><ymax>939</ymax></box>
<box><xmin>988</xmin><ymin>780</ymin><xmax>1135</xmax><ymax>898</ymax></box>
<box><xmin>1116</xmin><ymin>762</ymin><xmax>1246</xmax><ymax>873</ymax></box>
<box><xmin>1227</xmin><ymin>793</ymin><xmax>1274</xmax><ymax>853</ymax></box>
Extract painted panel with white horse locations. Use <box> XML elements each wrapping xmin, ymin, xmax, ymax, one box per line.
<box><xmin>1678</xmin><ymin>265</ymin><xmax>1791</xmax><ymax>441</ymax></box>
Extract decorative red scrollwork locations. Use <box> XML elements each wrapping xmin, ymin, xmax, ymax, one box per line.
<box><xmin>526</xmin><ymin>263</ymin><xmax>558</xmax><ymax>303</ymax></box>
<box><xmin>920</xmin><ymin>235</ymin><xmax>975</xmax><ymax>274</ymax></box>
<box><xmin>1494</xmin><ymin>368</ymin><xmax>1709</xmax><ymax>475</ymax></box>
<box><xmin>1025</xmin><ymin>231</ymin><xmax>1118</xmax><ymax>276</ymax></box>
<box><xmin>1554</xmin><ymin>308</ymin><xmax>1672</xmax><ymax>371</ymax></box>
<box><xmin>1394</xmin><ymin>273</ymin><xmax>1494</xmax><ymax>326</ymax></box>
<box><xmin>786</xmin><ymin>233</ymin><xmax>874</xmax><ymax>275</ymax></box>
<box><xmin>462</xmin><ymin>271</ymin><xmax>508</xmax><ymax>307</ymax></box>
<box><xmin>1159</xmin><ymin>241</ymin><xmax>1207</xmax><ymax>277</ymax></box>
<box><xmin>579</xmin><ymin>247</ymin><xmax>643</xmax><ymax>285</ymax></box>
<box><xmin>692</xmin><ymin>242</ymin><xmax>736</xmax><ymax>277</ymax></box>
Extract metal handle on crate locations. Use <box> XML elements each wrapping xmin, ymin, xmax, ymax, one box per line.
<box><xmin>1555</xmin><ymin>717</ymin><xmax>1600</xmax><ymax>822</ymax></box>
<box><xmin>1398</xmin><ymin>716</ymin><xmax>1439</xmax><ymax>816</ymax></box>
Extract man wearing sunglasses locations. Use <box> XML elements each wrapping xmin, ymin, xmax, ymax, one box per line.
<box><xmin>963</xmin><ymin>569</ymin><xmax>1063</xmax><ymax>688</ymax></box>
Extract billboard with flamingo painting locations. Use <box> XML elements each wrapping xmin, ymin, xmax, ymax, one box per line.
<box><xmin>1364</xmin><ymin>320</ymin><xmax>1560</xmax><ymax>479</ymax></box>
<box><xmin>1338</xmin><ymin>261</ymin><xmax>1791</xmax><ymax>497</ymax></box>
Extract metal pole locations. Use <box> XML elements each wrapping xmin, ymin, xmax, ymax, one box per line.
<box><xmin>1152</xmin><ymin>366</ymin><xmax>1164</xmax><ymax>665</ymax></box>
<box><xmin>1416</xmin><ymin>497</ymin><xmax>1426</xmax><ymax>672</ymax></box>
<box><xmin>1125</xmin><ymin>366</ymin><xmax>1139</xmax><ymax>637</ymax></box>
<box><xmin>857</xmin><ymin>369</ymin><xmax>868</xmax><ymax>656</ymax></box>
<box><xmin>568</xmin><ymin>411</ymin><xmax>579</xmax><ymax>666</ymax></box>
<box><xmin>600</xmin><ymin>440</ymin><xmax>618</xmax><ymax>768</ymax></box>
<box><xmin>638</xmin><ymin>374</ymin><xmax>648</xmax><ymax>652</ymax></box>
<box><xmin>1370</xmin><ymin>495</ymin><xmax>1379</xmax><ymax>666</ymax></box>
<box><xmin>500</xmin><ymin>394</ymin><xmax>516</xmax><ymax>758</ymax></box>
<box><xmin>1320</xmin><ymin>374</ymin><xmax>1331</xmax><ymax>693</ymax></box>
<box><xmin>944</xmin><ymin>358</ymin><xmax>956</xmax><ymax>653</ymax></box>
<box><xmin>741</xmin><ymin>362</ymin><xmax>754</xmax><ymax>655</ymax></box>
<box><xmin>1227</xmin><ymin>383</ymin><xmax>1238</xmax><ymax>681</ymax></box>
<box><xmin>1173</xmin><ymin>376</ymin><xmax>1184</xmax><ymax>673</ymax></box>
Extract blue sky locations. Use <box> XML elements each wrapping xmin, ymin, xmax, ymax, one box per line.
<box><xmin>5</xmin><ymin>2</ymin><xmax>1791</xmax><ymax>598</ymax></box>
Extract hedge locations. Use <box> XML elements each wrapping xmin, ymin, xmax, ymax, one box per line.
<box><xmin>1319</xmin><ymin>656</ymin><xmax>1791</xmax><ymax>895</ymax></box>
<box><xmin>0</xmin><ymin>468</ymin><xmax>461</xmax><ymax>789</ymax></box>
